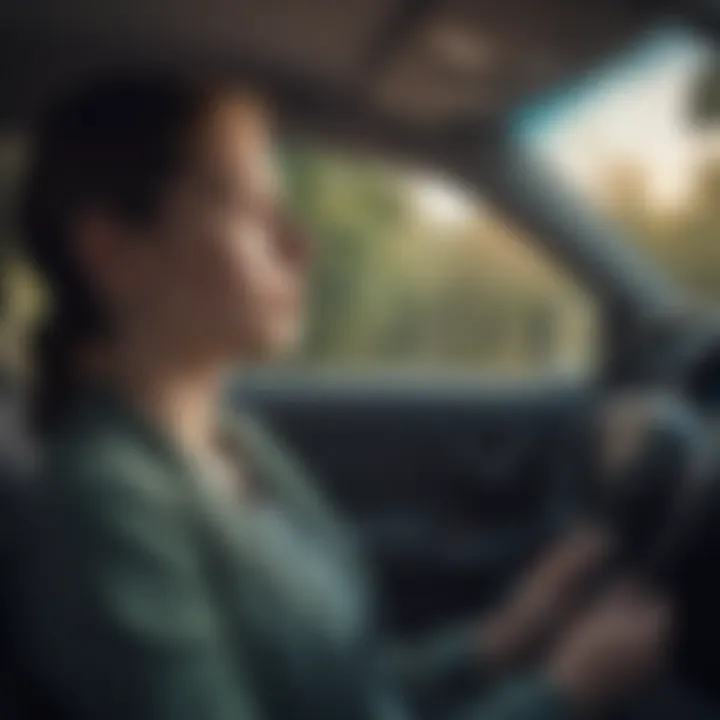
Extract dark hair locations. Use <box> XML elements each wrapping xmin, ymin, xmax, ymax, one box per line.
<box><xmin>20</xmin><ymin>74</ymin><xmax>228</xmax><ymax>433</ymax></box>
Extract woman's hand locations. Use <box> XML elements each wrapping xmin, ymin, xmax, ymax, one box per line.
<box><xmin>549</xmin><ymin>581</ymin><xmax>672</xmax><ymax>712</ymax></box>
<box><xmin>482</xmin><ymin>528</ymin><xmax>611</xmax><ymax>672</ymax></box>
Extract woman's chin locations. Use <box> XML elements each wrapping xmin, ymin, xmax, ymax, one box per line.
<box><xmin>244</xmin><ymin>320</ymin><xmax>304</xmax><ymax>363</ymax></box>
<box><xmin>270</xmin><ymin>320</ymin><xmax>304</xmax><ymax>359</ymax></box>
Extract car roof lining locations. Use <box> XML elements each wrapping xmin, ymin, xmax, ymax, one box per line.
<box><xmin>0</xmin><ymin>0</ymin><xmax>667</xmax><ymax>135</ymax></box>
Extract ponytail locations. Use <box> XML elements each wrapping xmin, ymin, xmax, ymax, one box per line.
<box><xmin>31</xmin><ymin>311</ymin><xmax>82</xmax><ymax>435</ymax></box>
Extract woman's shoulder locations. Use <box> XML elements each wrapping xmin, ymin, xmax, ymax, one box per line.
<box><xmin>224</xmin><ymin>409</ymin><xmax>360</xmax><ymax>547</ymax></box>
<box><xmin>42</xmin><ymin>409</ymin><xmax>184</xmax><ymax>512</ymax></box>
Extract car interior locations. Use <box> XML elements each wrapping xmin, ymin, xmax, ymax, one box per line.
<box><xmin>3</xmin><ymin>0</ymin><xmax>720</xmax><ymax>718</ymax></box>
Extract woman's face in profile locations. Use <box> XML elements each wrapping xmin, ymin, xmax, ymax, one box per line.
<box><xmin>93</xmin><ymin>97</ymin><xmax>309</xmax><ymax>364</ymax></box>
<box><xmin>166</xmin><ymin>100</ymin><xmax>308</xmax><ymax>361</ymax></box>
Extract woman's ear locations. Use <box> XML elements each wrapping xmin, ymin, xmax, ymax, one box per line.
<box><xmin>73</xmin><ymin>210</ymin><xmax>149</xmax><ymax>310</ymax></box>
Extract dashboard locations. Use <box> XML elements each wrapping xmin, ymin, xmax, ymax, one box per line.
<box><xmin>684</xmin><ymin>341</ymin><xmax>720</xmax><ymax>411</ymax></box>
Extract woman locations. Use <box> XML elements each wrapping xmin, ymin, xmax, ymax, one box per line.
<box><xmin>14</xmin><ymin>75</ymin><xmax>669</xmax><ymax>720</ymax></box>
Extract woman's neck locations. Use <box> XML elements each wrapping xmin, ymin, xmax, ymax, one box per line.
<box><xmin>88</xmin><ymin>339</ymin><xmax>230</xmax><ymax>456</ymax></box>
<box><xmin>124</xmin><ymin>370</ymin><xmax>223</xmax><ymax>455</ymax></box>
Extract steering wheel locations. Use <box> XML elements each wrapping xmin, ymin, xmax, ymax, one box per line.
<box><xmin>577</xmin><ymin>384</ymin><xmax>720</xmax><ymax>705</ymax></box>
<box><xmin>548</xmin><ymin>317</ymin><xmax>720</xmax><ymax>705</ymax></box>
<box><xmin>587</xmin><ymin>391</ymin><xmax>719</xmax><ymax>587</ymax></box>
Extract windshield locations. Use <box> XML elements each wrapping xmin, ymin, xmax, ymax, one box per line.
<box><xmin>514</xmin><ymin>22</ymin><xmax>720</xmax><ymax>305</ymax></box>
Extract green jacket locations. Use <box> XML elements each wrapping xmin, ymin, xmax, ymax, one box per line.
<box><xmin>15</xmin><ymin>384</ymin><xmax>571</xmax><ymax>720</ymax></box>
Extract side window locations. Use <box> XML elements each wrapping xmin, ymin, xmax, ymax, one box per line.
<box><xmin>0</xmin><ymin>141</ymin><xmax>597</xmax><ymax>378</ymax></box>
<box><xmin>284</xmin><ymin>146</ymin><xmax>597</xmax><ymax>377</ymax></box>
<box><xmin>0</xmin><ymin>139</ymin><xmax>43</xmax><ymax>373</ymax></box>
<box><xmin>0</xmin><ymin>259</ymin><xmax>44</xmax><ymax>372</ymax></box>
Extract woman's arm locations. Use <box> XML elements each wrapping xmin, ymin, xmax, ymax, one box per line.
<box><xmin>391</xmin><ymin>582</ymin><xmax>671</xmax><ymax>720</ymax></box>
<box><xmin>386</xmin><ymin>531</ymin><xmax>612</xmax><ymax>711</ymax></box>
<box><xmin>446</xmin><ymin>674</ymin><xmax>572</xmax><ymax>720</ymax></box>
<box><xmin>386</xmin><ymin>619</ymin><xmax>499</xmax><ymax>713</ymax></box>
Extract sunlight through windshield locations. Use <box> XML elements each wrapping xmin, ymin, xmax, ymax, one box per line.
<box><xmin>514</xmin><ymin>23</ymin><xmax>720</xmax><ymax>304</ymax></box>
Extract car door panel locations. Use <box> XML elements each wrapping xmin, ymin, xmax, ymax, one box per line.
<box><xmin>236</xmin><ymin>376</ymin><xmax>592</xmax><ymax>634</ymax></box>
